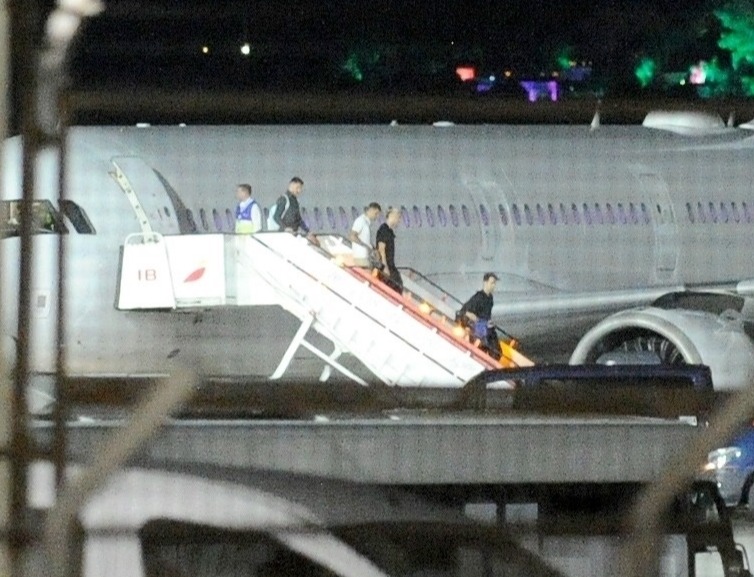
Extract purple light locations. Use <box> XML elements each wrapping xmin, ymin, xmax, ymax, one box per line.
<box><xmin>519</xmin><ymin>80</ymin><xmax>559</xmax><ymax>102</ymax></box>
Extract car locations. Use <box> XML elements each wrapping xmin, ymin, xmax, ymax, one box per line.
<box><xmin>702</xmin><ymin>424</ymin><xmax>754</xmax><ymax>508</ymax></box>
<box><xmin>30</xmin><ymin>460</ymin><xmax>568</xmax><ymax>577</ymax></box>
<box><xmin>461</xmin><ymin>363</ymin><xmax>714</xmax><ymax>416</ymax></box>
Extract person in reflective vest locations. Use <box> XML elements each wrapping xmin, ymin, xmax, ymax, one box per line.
<box><xmin>234</xmin><ymin>183</ymin><xmax>262</xmax><ymax>233</ymax></box>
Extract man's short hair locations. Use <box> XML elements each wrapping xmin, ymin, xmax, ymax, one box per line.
<box><xmin>483</xmin><ymin>272</ymin><xmax>499</xmax><ymax>282</ymax></box>
<box><xmin>290</xmin><ymin>177</ymin><xmax>304</xmax><ymax>185</ymax></box>
<box><xmin>367</xmin><ymin>202</ymin><xmax>382</xmax><ymax>212</ymax></box>
<box><xmin>237</xmin><ymin>183</ymin><xmax>252</xmax><ymax>195</ymax></box>
<box><xmin>386</xmin><ymin>207</ymin><xmax>401</xmax><ymax>217</ymax></box>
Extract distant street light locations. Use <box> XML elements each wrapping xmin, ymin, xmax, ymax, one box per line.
<box><xmin>201</xmin><ymin>46</ymin><xmax>209</xmax><ymax>54</ymax></box>
<box><xmin>240</xmin><ymin>43</ymin><xmax>251</xmax><ymax>56</ymax></box>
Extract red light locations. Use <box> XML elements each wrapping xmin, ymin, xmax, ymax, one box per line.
<box><xmin>455</xmin><ymin>66</ymin><xmax>476</xmax><ymax>82</ymax></box>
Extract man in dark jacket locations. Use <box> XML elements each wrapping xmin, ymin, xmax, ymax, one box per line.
<box><xmin>376</xmin><ymin>208</ymin><xmax>403</xmax><ymax>294</ymax></box>
<box><xmin>272</xmin><ymin>177</ymin><xmax>313</xmax><ymax>239</ymax></box>
<box><xmin>459</xmin><ymin>273</ymin><xmax>500</xmax><ymax>357</ymax></box>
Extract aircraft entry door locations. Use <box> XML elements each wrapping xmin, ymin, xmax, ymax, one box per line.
<box><xmin>110</xmin><ymin>156</ymin><xmax>182</xmax><ymax>235</ymax></box>
<box><xmin>636</xmin><ymin>170</ymin><xmax>679</xmax><ymax>281</ymax></box>
<box><xmin>465</xmin><ymin>179</ymin><xmax>510</xmax><ymax>263</ymax></box>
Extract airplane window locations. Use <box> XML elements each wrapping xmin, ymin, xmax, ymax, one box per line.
<box><xmin>719</xmin><ymin>202</ymin><xmax>730</xmax><ymax>223</ymax></box>
<box><xmin>437</xmin><ymin>205</ymin><xmax>448</xmax><ymax>227</ymax></box>
<box><xmin>582</xmin><ymin>203</ymin><xmax>592</xmax><ymax>225</ymax></box>
<box><xmin>571</xmin><ymin>203</ymin><xmax>581</xmax><ymax>225</ymax></box>
<box><xmin>449</xmin><ymin>204</ymin><xmax>459</xmax><ymax>227</ymax></box>
<box><xmin>498</xmin><ymin>204</ymin><xmax>509</xmax><ymax>226</ymax></box>
<box><xmin>263</xmin><ymin>206</ymin><xmax>269</xmax><ymax>220</ymax></box>
<box><xmin>524</xmin><ymin>204</ymin><xmax>533</xmax><ymax>226</ymax></box>
<box><xmin>559</xmin><ymin>203</ymin><xmax>569</xmax><ymax>225</ymax></box>
<box><xmin>548</xmin><ymin>203</ymin><xmax>557</xmax><ymax>225</ymax></box>
<box><xmin>425</xmin><ymin>206</ymin><xmax>435</xmax><ymax>227</ymax></box>
<box><xmin>339</xmin><ymin>207</ymin><xmax>349</xmax><ymax>229</ymax></box>
<box><xmin>313</xmin><ymin>207</ymin><xmax>323</xmax><ymax>229</ymax></box>
<box><xmin>199</xmin><ymin>208</ymin><xmax>209</xmax><ymax>231</ymax></box>
<box><xmin>605</xmin><ymin>203</ymin><xmax>615</xmax><ymax>224</ymax></box>
<box><xmin>351</xmin><ymin>206</ymin><xmax>360</xmax><ymax>220</ymax></box>
<box><xmin>708</xmin><ymin>202</ymin><xmax>718</xmax><ymax>223</ymax></box>
<box><xmin>593</xmin><ymin>203</ymin><xmax>603</xmax><ymax>225</ymax></box>
<box><xmin>731</xmin><ymin>202</ymin><xmax>741</xmax><ymax>223</ymax></box>
<box><xmin>655</xmin><ymin>204</ymin><xmax>665</xmax><ymax>225</ymax></box>
<box><xmin>59</xmin><ymin>200</ymin><xmax>95</xmax><ymax>234</ymax></box>
<box><xmin>696</xmin><ymin>202</ymin><xmax>707</xmax><ymax>224</ymax></box>
<box><xmin>640</xmin><ymin>203</ymin><xmax>651</xmax><ymax>224</ymax></box>
<box><xmin>686</xmin><ymin>203</ymin><xmax>695</xmax><ymax>224</ymax></box>
<box><xmin>186</xmin><ymin>209</ymin><xmax>197</xmax><ymax>232</ymax></box>
<box><xmin>511</xmin><ymin>204</ymin><xmax>521</xmax><ymax>226</ymax></box>
<box><xmin>400</xmin><ymin>205</ymin><xmax>410</xmax><ymax>228</ymax></box>
<box><xmin>212</xmin><ymin>208</ymin><xmax>223</xmax><ymax>231</ymax></box>
<box><xmin>326</xmin><ymin>206</ymin><xmax>337</xmax><ymax>230</ymax></box>
<box><xmin>225</xmin><ymin>208</ymin><xmax>234</xmax><ymax>230</ymax></box>
<box><xmin>628</xmin><ymin>202</ymin><xmax>639</xmax><ymax>224</ymax></box>
<box><xmin>616</xmin><ymin>203</ymin><xmax>627</xmax><ymax>224</ymax></box>
<box><xmin>412</xmin><ymin>205</ymin><xmax>422</xmax><ymax>227</ymax></box>
<box><xmin>461</xmin><ymin>204</ymin><xmax>471</xmax><ymax>226</ymax></box>
<box><xmin>164</xmin><ymin>205</ymin><xmax>172</xmax><ymax>218</ymax></box>
<box><xmin>479</xmin><ymin>204</ymin><xmax>489</xmax><ymax>226</ymax></box>
<box><xmin>743</xmin><ymin>201</ymin><xmax>752</xmax><ymax>223</ymax></box>
<box><xmin>535</xmin><ymin>203</ymin><xmax>545</xmax><ymax>225</ymax></box>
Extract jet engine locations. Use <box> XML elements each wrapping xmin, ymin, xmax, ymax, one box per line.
<box><xmin>569</xmin><ymin>292</ymin><xmax>754</xmax><ymax>391</ymax></box>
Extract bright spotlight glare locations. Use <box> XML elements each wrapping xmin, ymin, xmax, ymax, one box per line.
<box><xmin>241</xmin><ymin>43</ymin><xmax>251</xmax><ymax>56</ymax></box>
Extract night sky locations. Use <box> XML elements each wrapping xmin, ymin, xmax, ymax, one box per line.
<box><xmin>68</xmin><ymin>0</ymin><xmax>716</xmax><ymax>89</ymax></box>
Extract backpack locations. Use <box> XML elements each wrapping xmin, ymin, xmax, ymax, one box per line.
<box><xmin>266</xmin><ymin>194</ymin><xmax>291</xmax><ymax>231</ymax></box>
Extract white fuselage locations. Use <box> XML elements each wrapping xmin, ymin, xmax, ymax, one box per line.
<box><xmin>3</xmin><ymin>124</ymin><xmax>754</xmax><ymax>377</ymax></box>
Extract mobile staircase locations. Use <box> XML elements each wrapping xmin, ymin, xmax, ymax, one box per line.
<box><xmin>117</xmin><ymin>232</ymin><xmax>532</xmax><ymax>387</ymax></box>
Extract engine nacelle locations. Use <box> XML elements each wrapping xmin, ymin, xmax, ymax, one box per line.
<box><xmin>570</xmin><ymin>306</ymin><xmax>754</xmax><ymax>391</ymax></box>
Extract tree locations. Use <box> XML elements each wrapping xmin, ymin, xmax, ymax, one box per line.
<box><xmin>714</xmin><ymin>1</ymin><xmax>754</xmax><ymax>95</ymax></box>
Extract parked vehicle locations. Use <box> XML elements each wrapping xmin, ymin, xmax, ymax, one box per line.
<box><xmin>702</xmin><ymin>425</ymin><xmax>754</xmax><ymax>508</ymax></box>
<box><xmin>461</xmin><ymin>363</ymin><xmax>714</xmax><ymax>416</ymax></box>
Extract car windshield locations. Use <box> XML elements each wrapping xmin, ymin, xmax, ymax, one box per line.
<box><xmin>333</xmin><ymin>522</ymin><xmax>565</xmax><ymax>577</ymax></box>
<box><xmin>140</xmin><ymin>520</ymin><xmax>565</xmax><ymax>577</ymax></box>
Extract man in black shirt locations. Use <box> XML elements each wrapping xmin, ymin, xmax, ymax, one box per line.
<box><xmin>272</xmin><ymin>177</ymin><xmax>316</xmax><ymax>242</ymax></box>
<box><xmin>376</xmin><ymin>208</ymin><xmax>402</xmax><ymax>294</ymax></box>
<box><xmin>459</xmin><ymin>273</ymin><xmax>500</xmax><ymax>357</ymax></box>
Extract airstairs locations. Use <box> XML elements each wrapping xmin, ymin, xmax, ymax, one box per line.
<box><xmin>117</xmin><ymin>232</ymin><xmax>532</xmax><ymax>387</ymax></box>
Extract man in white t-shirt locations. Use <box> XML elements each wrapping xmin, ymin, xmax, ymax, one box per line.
<box><xmin>349</xmin><ymin>202</ymin><xmax>382</xmax><ymax>267</ymax></box>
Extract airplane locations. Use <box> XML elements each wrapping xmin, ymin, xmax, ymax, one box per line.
<box><xmin>3</xmin><ymin>110</ymin><xmax>754</xmax><ymax>392</ymax></box>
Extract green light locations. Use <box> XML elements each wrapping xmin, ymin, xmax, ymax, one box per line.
<box><xmin>341</xmin><ymin>49</ymin><xmax>381</xmax><ymax>82</ymax></box>
<box><xmin>556</xmin><ymin>46</ymin><xmax>574</xmax><ymax>70</ymax></box>
<box><xmin>342</xmin><ymin>53</ymin><xmax>363</xmax><ymax>82</ymax></box>
<box><xmin>634</xmin><ymin>57</ymin><xmax>657</xmax><ymax>88</ymax></box>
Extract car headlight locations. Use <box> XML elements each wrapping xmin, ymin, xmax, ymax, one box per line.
<box><xmin>704</xmin><ymin>447</ymin><xmax>742</xmax><ymax>471</ymax></box>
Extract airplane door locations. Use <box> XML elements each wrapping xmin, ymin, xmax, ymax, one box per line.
<box><xmin>110</xmin><ymin>156</ymin><xmax>182</xmax><ymax>235</ymax></box>
<box><xmin>465</xmin><ymin>179</ymin><xmax>510</xmax><ymax>262</ymax></box>
<box><xmin>635</xmin><ymin>170</ymin><xmax>679</xmax><ymax>281</ymax></box>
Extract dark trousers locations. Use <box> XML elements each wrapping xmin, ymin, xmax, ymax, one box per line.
<box><xmin>385</xmin><ymin>268</ymin><xmax>403</xmax><ymax>294</ymax></box>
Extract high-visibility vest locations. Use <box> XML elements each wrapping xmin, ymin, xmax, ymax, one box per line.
<box><xmin>235</xmin><ymin>199</ymin><xmax>260</xmax><ymax>234</ymax></box>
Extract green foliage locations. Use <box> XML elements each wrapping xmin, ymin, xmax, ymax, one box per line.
<box><xmin>715</xmin><ymin>2</ymin><xmax>754</xmax><ymax>69</ymax></box>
